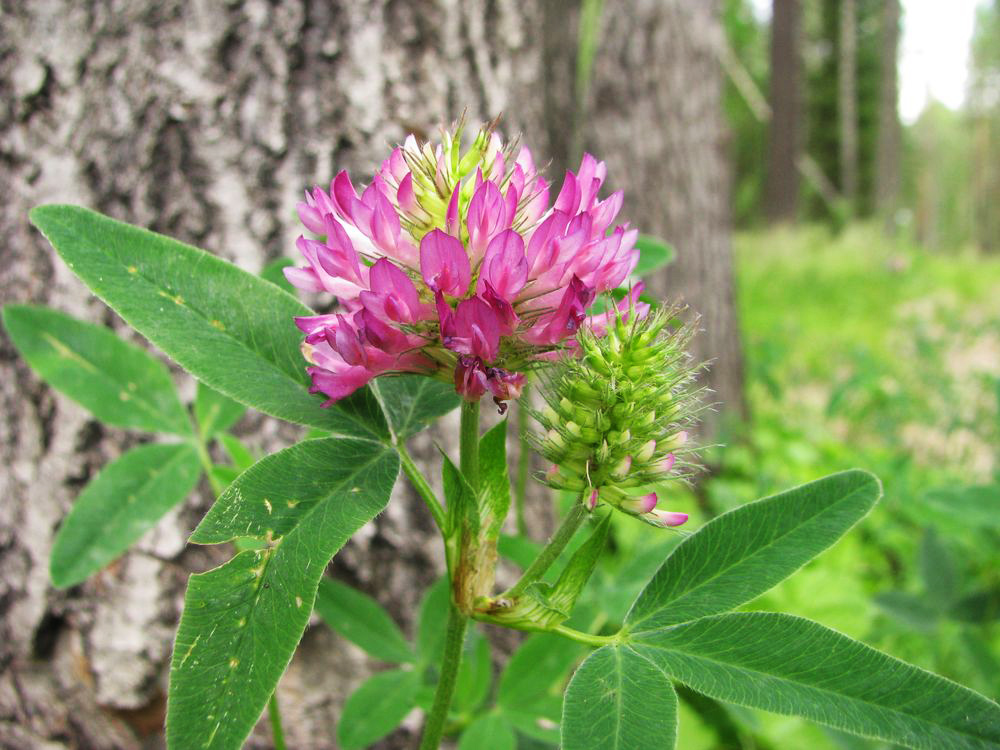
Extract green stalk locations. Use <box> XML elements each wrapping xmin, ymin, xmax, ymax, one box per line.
<box><xmin>419</xmin><ymin>399</ymin><xmax>480</xmax><ymax>749</ymax></box>
<box><xmin>268</xmin><ymin>692</ymin><xmax>287</xmax><ymax>750</ymax></box>
<box><xmin>504</xmin><ymin>501</ymin><xmax>588</xmax><ymax>599</ymax></box>
<box><xmin>396</xmin><ymin>438</ymin><xmax>447</xmax><ymax>532</ymax></box>
<box><xmin>418</xmin><ymin>603</ymin><xmax>469</xmax><ymax>750</ymax></box>
<box><xmin>514</xmin><ymin>385</ymin><xmax>532</xmax><ymax>536</ymax></box>
<box><xmin>459</xmin><ymin>399</ymin><xmax>480</xmax><ymax>491</ymax></box>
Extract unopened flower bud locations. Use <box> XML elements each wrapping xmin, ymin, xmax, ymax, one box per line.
<box><xmin>529</xmin><ymin>304</ymin><xmax>700</xmax><ymax>529</ymax></box>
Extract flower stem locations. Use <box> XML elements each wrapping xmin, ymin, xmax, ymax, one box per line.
<box><xmin>419</xmin><ymin>399</ymin><xmax>480</xmax><ymax>750</ymax></box>
<box><xmin>268</xmin><ymin>692</ymin><xmax>287</xmax><ymax>750</ymax></box>
<box><xmin>418</xmin><ymin>602</ymin><xmax>468</xmax><ymax>750</ymax></box>
<box><xmin>459</xmin><ymin>399</ymin><xmax>480</xmax><ymax>491</ymax></box>
<box><xmin>504</xmin><ymin>501</ymin><xmax>588</xmax><ymax>599</ymax></box>
<box><xmin>514</xmin><ymin>385</ymin><xmax>532</xmax><ymax>536</ymax></box>
<box><xmin>396</xmin><ymin>439</ymin><xmax>446</xmax><ymax>532</ymax></box>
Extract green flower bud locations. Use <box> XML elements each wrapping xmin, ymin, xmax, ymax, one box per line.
<box><xmin>529</xmin><ymin>303</ymin><xmax>701</xmax><ymax>527</ymax></box>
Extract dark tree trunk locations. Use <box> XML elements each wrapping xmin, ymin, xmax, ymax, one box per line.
<box><xmin>583</xmin><ymin>0</ymin><xmax>746</xmax><ymax>440</ymax></box>
<box><xmin>839</xmin><ymin>0</ymin><xmax>859</xmax><ymax>207</ymax></box>
<box><xmin>875</xmin><ymin>0</ymin><xmax>901</xmax><ymax>224</ymax></box>
<box><xmin>0</xmin><ymin>2</ymin><xmax>544</xmax><ymax>748</ymax></box>
<box><xmin>0</xmin><ymin>0</ymin><xmax>743</xmax><ymax>747</ymax></box>
<box><xmin>765</xmin><ymin>0</ymin><xmax>803</xmax><ymax>223</ymax></box>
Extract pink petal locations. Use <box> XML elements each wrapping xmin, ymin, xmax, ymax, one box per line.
<box><xmin>420</xmin><ymin>229</ymin><xmax>471</xmax><ymax>297</ymax></box>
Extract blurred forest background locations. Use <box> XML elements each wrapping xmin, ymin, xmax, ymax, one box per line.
<box><xmin>0</xmin><ymin>0</ymin><xmax>998</xmax><ymax>748</ymax></box>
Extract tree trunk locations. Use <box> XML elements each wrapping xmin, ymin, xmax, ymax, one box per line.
<box><xmin>1</xmin><ymin>0</ymin><xmax>744</xmax><ymax>747</ymax></box>
<box><xmin>839</xmin><ymin>0</ymin><xmax>859</xmax><ymax>207</ymax></box>
<box><xmin>0</xmin><ymin>2</ymin><xmax>545</xmax><ymax>748</ymax></box>
<box><xmin>765</xmin><ymin>0</ymin><xmax>803</xmax><ymax>223</ymax></box>
<box><xmin>583</xmin><ymin>0</ymin><xmax>746</xmax><ymax>440</ymax></box>
<box><xmin>875</xmin><ymin>0</ymin><xmax>901</xmax><ymax>227</ymax></box>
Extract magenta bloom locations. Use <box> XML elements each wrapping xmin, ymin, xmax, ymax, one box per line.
<box><xmin>287</xmin><ymin>121</ymin><xmax>644</xmax><ymax>411</ymax></box>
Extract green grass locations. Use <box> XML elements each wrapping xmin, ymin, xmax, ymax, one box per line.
<box><xmin>691</xmin><ymin>222</ymin><xmax>1000</xmax><ymax>749</ymax></box>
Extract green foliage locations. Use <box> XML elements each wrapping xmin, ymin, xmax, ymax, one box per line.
<box><xmin>195</xmin><ymin>382</ymin><xmax>246</xmax><ymax>438</ymax></box>
<box><xmin>458</xmin><ymin>715</ymin><xmax>517</xmax><ymax>750</ymax></box>
<box><xmin>627</xmin><ymin>471</ymin><xmax>880</xmax><ymax>631</ymax></box>
<box><xmin>50</xmin><ymin>443</ymin><xmax>201</xmax><ymax>588</ymax></box>
<box><xmin>168</xmin><ymin>439</ymin><xmax>399</xmax><ymax>750</ymax></box>
<box><xmin>29</xmin><ymin>205</ymin><xmax>386</xmax><ymax>438</ymax></box>
<box><xmin>314</xmin><ymin>578</ymin><xmax>414</xmax><ymax>664</ymax></box>
<box><xmin>337</xmin><ymin>669</ymin><xmax>420</xmax><ymax>750</ymax></box>
<box><xmin>374</xmin><ymin>375</ymin><xmax>460</xmax><ymax>439</ymax></box>
<box><xmin>562</xmin><ymin>645</ymin><xmax>678</xmax><ymax>750</ymax></box>
<box><xmin>632</xmin><ymin>235</ymin><xmax>676</xmax><ymax>277</ymax></box>
<box><xmin>3</xmin><ymin>304</ymin><xmax>191</xmax><ymax>435</ymax></box>
<box><xmin>631</xmin><ymin>613</ymin><xmax>1000</xmax><ymax>749</ymax></box>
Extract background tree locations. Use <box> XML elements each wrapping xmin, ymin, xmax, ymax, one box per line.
<box><xmin>875</xmin><ymin>0</ymin><xmax>902</xmax><ymax>225</ymax></box>
<box><xmin>0</xmin><ymin>0</ymin><xmax>745</xmax><ymax>747</ymax></box>
<box><xmin>765</xmin><ymin>0</ymin><xmax>803</xmax><ymax>223</ymax></box>
<box><xmin>582</xmin><ymin>0</ymin><xmax>747</xmax><ymax>438</ymax></box>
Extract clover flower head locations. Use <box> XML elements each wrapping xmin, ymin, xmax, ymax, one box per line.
<box><xmin>286</xmin><ymin>117</ymin><xmax>642</xmax><ymax>412</ymax></box>
<box><xmin>531</xmin><ymin>304</ymin><xmax>702</xmax><ymax>527</ymax></box>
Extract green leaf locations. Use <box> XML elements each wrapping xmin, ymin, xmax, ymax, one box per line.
<box><xmin>920</xmin><ymin>485</ymin><xmax>1000</xmax><ymax>530</ymax></box>
<box><xmin>50</xmin><ymin>442</ymin><xmax>201</xmax><ymax>588</ymax></box>
<box><xmin>443</xmin><ymin>451</ymin><xmax>478</xmax><ymax>536</ymax></box>
<box><xmin>373</xmin><ymin>375</ymin><xmax>460</xmax><ymax>438</ymax></box>
<box><xmin>952</xmin><ymin>587</ymin><xmax>1000</xmax><ymax>624</ymax></box>
<box><xmin>498</xmin><ymin>533</ymin><xmax>543</xmax><ymax>570</ymax></box>
<box><xmin>626</xmin><ymin>470</ymin><xmax>881</xmax><ymax>632</ymax></box>
<box><xmin>217</xmin><ymin>433</ymin><xmax>255</xmax><ymax>472</ymax></box>
<box><xmin>3</xmin><ymin>304</ymin><xmax>191</xmax><ymax>435</ymax></box>
<box><xmin>459</xmin><ymin>715</ymin><xmax>517</xmax><ymax>750</ymax></box>
<box><xmin>919</xmin><ymin>526</ymin><xmax>957</xmax><ymax>609</ymax></box>
<box><xmin>479</xmin><ymin>419</ymin><xmax>510</xmax><ymax>540</ymax></box>
<box><xmin>167</xmin><ymin>438</ymin><xmax>399</xmax><ymax>750</ymax></box>
<box><xmin>194</xmin><ymin>382</ymin><xmax>246</xmax><ymax>438</ymax></box>
<box><xmin>417</xmin><ymin>577</ymin><xmax>451</xmax><ymax>665</ymax></box>
<box><xmin>629</xmin><ymin>612</ymin><xmax>1000</xmax><ymax>750</ymax></box>
<box><xmin>872</xmin><ymin>590</ymin><xmax>939</xmax><ymax>632</ymax></box>
<box><xmin>562</xmin><ymin>645</ymin><xmax>678</xmax><ymax>750</ymax></box>
<box><xmin>209</xmin><ymin>465</ymin><xmax>240</xmax><ymax>490</ymax></box>
<box><xmin>453</xmin><ymin>628</ymin><xmax>493</xmax><ymax>715</ymax></box>
<box><xmin>498</xmin><ymin>633</ymin><xmax>583</xmax><ymax>714</ymax></box>
<box><xmin>633</xmin><ymin>235</ymin><xmax>676</xmax><ymax>277</ymax></box>
<box><xmin>336</xmin><ymin>669</ymin><xmax>420</xmax><ymax>750</ymax></box>
<box><xmin>29</xmin><ymin>204</ymin><xmax>387</xmax><ymax>439</ymax></box>
<box><xmin>314</xmin><ymin>577</ymin><xmax>414</xmax><ymax>664</ymax></box>
<box><xmin>259</xmin><ymin>257</ymin><xmax>295</xmax><ymax>294</ymax></box>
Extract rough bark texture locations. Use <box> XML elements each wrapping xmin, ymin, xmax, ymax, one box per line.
<box><xmin>583</xmin><ymin>0</ymin><xmax>746</xmax><ymax>439</ymax></box>
<box><xmin>0</xmin><ymin>0</ymin><xmax>741</xmax><ymax>747</ymax></box>
<box><xmin>765</xmin><ymin>0</ymin><xmax>802</xmax><ymax>223</ymax></box>
<box><xmin>0</xmin><ymin>2</ymin><xmax>544</xmax><ymax>748</ymax></box>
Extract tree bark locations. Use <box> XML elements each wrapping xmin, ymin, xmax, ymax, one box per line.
<box><xmin>875</xmin><ymin>0</ymin><xmax>901</xmax><ymax>226</ymax></box>
<box><xmin>583</xmin><ymin>0</ymin><xmax>746</xmax><ymax>440</ymax></box>
<box><xmin>0</xmin><ymin>0</ymin><xmax>743</xmax><ymax>747</ymax></box>
<box><xmin>765</xmin><ymin>0</ymin><xmax>803</xmax><ymax>223</ymax></box>
<box><xmin>839</xmin><ymin>0</ymin><xmax>859</xmax><ymax>207</ymax></box>
<box><xmin>0</xmin><ymin>2</ymin><xmax>544</xmax><ymax>748</ymax></box>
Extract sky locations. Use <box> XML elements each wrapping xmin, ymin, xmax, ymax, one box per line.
<box><xmin>749</xmin><ymin>0</ymin><xmax>986</xmax><ymax>124</ymax></box>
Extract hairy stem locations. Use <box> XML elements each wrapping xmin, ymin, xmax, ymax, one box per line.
<box><xmin>418</xmin><ymin>603</ymin><xmax>469</xmax><ymax>750</ymax></box>
<box><xmin>396</xmin><ymin>439</ymin><xmax>446</xmax><ymax>532</ymax></box>
<box><xmin>504</xmin><ymin>501</ymin><xmax>588</xmax><ymax>599</ymax></box>
<box><xmin>419</xmin><ymin>399</ymin><xmax>480</xmax><ymax>749</ymax></box>
<box><xmin>514</xmin><ymin>385</ymin><xmax>532</xmax><ymax>536</ymax></box>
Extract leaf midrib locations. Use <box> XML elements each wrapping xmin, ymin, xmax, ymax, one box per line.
<box><xmin>192</xmin><ymin>445</ymin><xmax>395</xmax><ymax>749</ymax></box>
<box><xmin>40</xmin><ymin>329</ymin><xmax>187</xmax><ymax>434</ymax></box>
<box><xmin>627</xmin><ymin>475</ymin><xmax>873</xmax><ymax>631</ymax></box>
<box><xmin>632</xmin><ymin>614</ymin><xmax>995</xmax><ymax>746</ymax></box>
<box><xmin>38</xmin><ymin>208</ymin><xmax>384</xmax><ymax>441</ymax></box>
<box><xmin>55</xmin><ymin>443</ymin><xmax>197</xmax><ymax>581</ymax></box>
